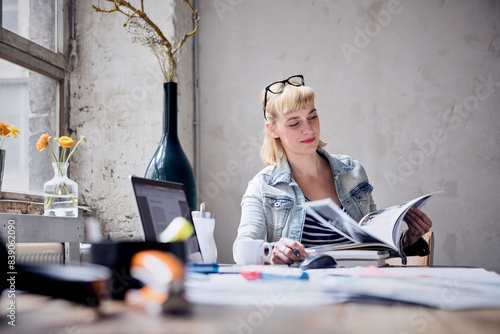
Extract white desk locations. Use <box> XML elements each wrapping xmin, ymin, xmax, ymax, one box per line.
<box><xmin>1</xmin><ymin>293</ymin><xmax>499</xmax><ymax>334</ymax></box>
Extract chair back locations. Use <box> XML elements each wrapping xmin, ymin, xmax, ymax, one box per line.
<box><xmin>386</xmin><ymin>231</ymin><xmax>434</xmax><ymax>266</ymax></box>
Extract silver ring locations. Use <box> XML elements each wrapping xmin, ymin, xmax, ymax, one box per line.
<box><xmin>280</xmin><ymin>245</ymin><xmax>287</xmax><ymax>254</ymax></box>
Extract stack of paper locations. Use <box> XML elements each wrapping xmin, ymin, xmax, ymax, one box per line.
<box><xmin>185</xmin><ymin>266</ymin><xmax>500</xmax><ymax>310</ymax></box>
<box><xmin>307</xmin><ymin>266</ymin><xmax>500</xmax><ymax>310</ymax></box>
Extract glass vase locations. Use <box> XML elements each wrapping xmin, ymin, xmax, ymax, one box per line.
<box><xmin>144</xmin><ymin>82</ymin><xmax>197</xmax><ymax>212</ymax></box>
<box><xmin>0</xmin><ymin>149</ymin><xmax>5</xmax><ymax>191</ymax></box>
<box><xmin>44</xmin><ymin>162</ymin><xmax>78</xmax><ymax>217</ymax></box>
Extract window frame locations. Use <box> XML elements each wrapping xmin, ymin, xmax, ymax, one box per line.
<box><xmin>0</xmin><ymin>0</ymin><xmax>71</xmax><ymax>199</ymax></box>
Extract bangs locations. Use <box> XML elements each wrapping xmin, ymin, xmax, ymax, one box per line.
<box><xmin>267</xmin><ymin>85</ymin><xmax>315</xmax><ymax>117</ymax></box>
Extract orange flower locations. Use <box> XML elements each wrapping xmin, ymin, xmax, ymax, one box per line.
<box><xmin>36</xmin><ymin>133</ymin><xmax>51</xmax><ymax>151</ymax></box>
<box><xmin>0</xmin><ymin>122</ymin><xmax>10</xmax><ymax>136</ymax></box>
<box><xmin>57</xmin><ymin>136</ymin><xmax>74</xmax><ymax>148</ymax></box>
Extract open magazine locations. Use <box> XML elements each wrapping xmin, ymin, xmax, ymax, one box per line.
<box><xmin>302</xmin><ymin>192</ymin><xmax>441</xmax><ymax>253</ymax></box>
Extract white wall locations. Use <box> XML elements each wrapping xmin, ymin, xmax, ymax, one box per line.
<box><xmin>70</xmin><ymin>0</ymin><xmax>500</xmax><ymax>273</ymax></box>
<box><xmin>70</xmin><ymin>0</ymin><xmax>194</xmax><ymax>240</ymax></box>
<box><xmin>197</xmin><ymin>0</ymin><xmax>500</xmax><ymax>272</ymax></box>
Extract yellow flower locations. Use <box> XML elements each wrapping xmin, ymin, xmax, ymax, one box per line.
<box><xmin>36</xmin><ymin>133</ymin><xmax>51</xmax><ymax>151</ymax></box>
<box><xmin>7</xmin><ymin>125</ymin><xmax>20</xmax><ymax>138</ymax></box>
<box><xmin>0</xmin><ymin>122</ymin><xmax>20</xmax><ymax>150</ymax></box>
<box><xmin>57</xmin><ymin>136</ymin><xmax>74</xmax><ymax>148</ymax></box>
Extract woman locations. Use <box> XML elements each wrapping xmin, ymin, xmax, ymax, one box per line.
<box><xmin>234</xmin><ymin>75</ymin><xmax>432</xmax><ymax>265</ymax></box>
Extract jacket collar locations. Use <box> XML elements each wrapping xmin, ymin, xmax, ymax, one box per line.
<box><xmin>267</xmin><ymin>149</ymin><xmax>353</xmax><ymax>186</ymax></box>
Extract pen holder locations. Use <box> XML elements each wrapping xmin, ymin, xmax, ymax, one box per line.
<box><xmin>90</xmin><ymin>241</ymin><xmax>187</xmax><ymax>300</ymax></box>
<box><xmin>191</xmin><ymin>208</ymin><xmax>217</xmax><ymax>263</ymax></box>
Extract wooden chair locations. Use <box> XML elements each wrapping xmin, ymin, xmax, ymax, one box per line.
<box><xmin>385</xmin><ymin>231</ymin><xmax>434</xmax><ymax>266</ymax></box>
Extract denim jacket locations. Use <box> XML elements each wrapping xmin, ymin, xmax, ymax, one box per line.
<box><xmin>234</xmin><ymin>149</ymin><xmax>428</xmax><ymax>263</ymax></box>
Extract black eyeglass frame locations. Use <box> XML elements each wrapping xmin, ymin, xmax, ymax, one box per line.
<box><xmin>262</xmin><ymin>74</ymin><xmax>305</xmax><ymax>119</ymax></box>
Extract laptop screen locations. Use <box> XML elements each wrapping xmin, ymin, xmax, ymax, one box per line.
<box><xmin>130</xmin><ymin>175</ymin><xmax>203</xmax><ymax>262</ymax></box>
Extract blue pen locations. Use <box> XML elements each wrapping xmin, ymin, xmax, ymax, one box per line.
<box><xmin>187</xmin><ymin>262</ymin><xmax>244</xmax><ymax>274</ymax></box>
<box><xmin>187</xmin><ymin>262</ymin><xmax>218</xmax><ymax>273</ymax></box>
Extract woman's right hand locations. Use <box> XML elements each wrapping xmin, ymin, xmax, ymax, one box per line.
<box><xmin>269</xmin><ymin>237</ymin><xmax>308</xmax><ymax>265</ymax></box>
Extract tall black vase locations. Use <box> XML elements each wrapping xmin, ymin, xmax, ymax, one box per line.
<box><xmin>144</xmin><ymin>82</ymin><xmax>197</xmax><ymax>212</ymax></box>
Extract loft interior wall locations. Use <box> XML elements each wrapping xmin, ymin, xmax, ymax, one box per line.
<box><xmin>70</xmin><ymin>0</ymin><xmax>194</xmax><ymax>240</ymax></box>
<box><xmin>197</xmin><ymin>0</ymin><xmax>500</xmax><ymax>270</ymax></box>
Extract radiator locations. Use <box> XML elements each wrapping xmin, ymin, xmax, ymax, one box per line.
<box><xmin>14</xmin><ymin>243</ymin><xmax>65</xmax><ymax>265</ymax></box>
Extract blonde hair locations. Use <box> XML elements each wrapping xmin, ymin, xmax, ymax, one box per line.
<box><xmin>260</xmin><ymin>84</ymin><xmax>326</xmax><ymax>165</ymax></box>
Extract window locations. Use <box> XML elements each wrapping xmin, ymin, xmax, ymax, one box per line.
<box><xmin>3</xmin><ymin>0</ymin><xmax>59</xmax><ymax>52</ymax></box>
<box><xmin>0</xmin><ymin>0</ymin><xmax>69</xmax><ymax>194</ymax></box>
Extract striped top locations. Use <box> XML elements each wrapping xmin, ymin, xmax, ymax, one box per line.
<box><xmin>301</xmin><ymin>202</ymin><xmax>351</xmax><ymax>248</ymax></box>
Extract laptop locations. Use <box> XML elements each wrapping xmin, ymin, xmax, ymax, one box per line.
<box><xmin>130</xmin><ymin>175</ymin><xmax>203</xmax><ymax>262</ymax></box>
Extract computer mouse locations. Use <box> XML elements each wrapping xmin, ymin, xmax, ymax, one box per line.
<box><xmin>300</xmin><ymin>254</ymin><xmax>337</xmax><ymax>270</ymax></box>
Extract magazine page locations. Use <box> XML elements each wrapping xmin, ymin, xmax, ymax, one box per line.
<box><xmin>302</xmin><ymin>199</ymin><xmax>384</xmax><ymax>245</ymax></box>
<box><xmin>357</xmin><ymin>203</ymin><xmax>411</xmax><ymax>249</ymax></box>
<box><xmin>358</xmin><ymin>192</ymin><xmax>441</xmax><ymax>248</ymax></box>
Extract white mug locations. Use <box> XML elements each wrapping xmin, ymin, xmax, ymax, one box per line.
<box><xmin>235</xmin><ymin>240</ymin><xmax>273</xmax><ymax>265</ymax></box>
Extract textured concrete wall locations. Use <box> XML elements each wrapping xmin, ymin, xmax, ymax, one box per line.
<box><xmin>70</xmin><ymin>0</ymin><xmax>194</xmax><ymax>240</ymax></box>
<box><xmin>197</xmin><ymin>0</ymin><xmax>500</xmax><ymax>271</ymax></box>
<box><xmin>70</xmin><ymin>1</ymin><xmax>500</xmax><ymax>272</ymax></box>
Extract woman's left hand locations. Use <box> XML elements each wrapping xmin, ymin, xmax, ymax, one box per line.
<box><xmin>403</xmin><ymin>207</ymin><xmax>432</xmax><ymax>247</ymax></box>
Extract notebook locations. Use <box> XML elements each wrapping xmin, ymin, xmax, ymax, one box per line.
<box><xmin>130</xmin><ymin>175</ymin><xmax>203</xmax><ymax>262</ymax></box>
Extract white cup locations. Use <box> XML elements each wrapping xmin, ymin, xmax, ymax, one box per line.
<box><xmin>235</xmin><ymin>240</ymin><xmax>273</xmax><ymax>265</ymax></box>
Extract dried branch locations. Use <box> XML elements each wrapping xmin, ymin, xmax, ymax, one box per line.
<box><xmin>92</xmin><ymin>0</ymin><xmax>199</xmax><ymax>82</ymax></box>
<box><xmin>172</xmin><ymin>0</ymin><xmax>199</xmax><ymax>55</ymax></box>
